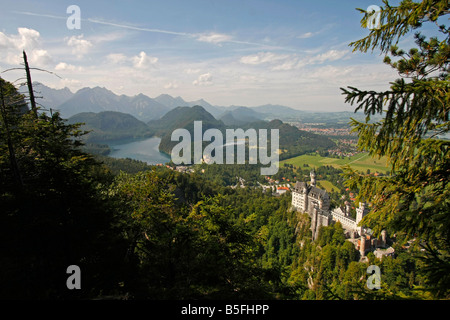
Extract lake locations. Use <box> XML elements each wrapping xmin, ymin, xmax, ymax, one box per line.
<box><xmin>107</xmin><ymin>137</ymin><xmax>171</xmax><ymax>165</ymax></box>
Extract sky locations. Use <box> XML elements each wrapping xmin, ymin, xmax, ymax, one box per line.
<box><xmin>0</xmin><ymin>0</ymin><xmax>424</xmax><ymax>111</ymax></box>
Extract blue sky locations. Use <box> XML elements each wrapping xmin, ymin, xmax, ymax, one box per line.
<box><xmin>0</xmin><ymin>0</ymin><xmax>416</xmax><ymax>111</ymax></box>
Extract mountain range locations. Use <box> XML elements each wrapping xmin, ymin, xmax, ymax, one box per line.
<box><xmin>22</xmin><ymin>82</ymin><xmax>361</xmax><ymax>124</ymax></box>
<box><xmin>21</xmin><ymin>82</ymin><xmax>384</xmax><ymax>127</ymax></box>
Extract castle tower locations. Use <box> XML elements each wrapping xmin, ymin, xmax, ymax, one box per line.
<box><xmin>360</xmin><ymin>235</ymin><xmax>366</xmax><ymax>257</ymax></box>
<box><xmin>310</xmin><ymin>170</ymin><xmax>316</xmax><ymax>187</ymax></box>
<box><xmin>381</xmin><ymin>230</ymin><xmax>387</xmax><ymax>247</ymax></box>
<box><xmin>345</xmin><ymin>201</ymin><xmax>351</xmax><ymax>216</ymax></box>
<box><xmin>311</xmin><ymin>204</ymin><xmax>319</xmax><ymax>240</ymax></box>
<box><xmin>303</xmin><ymin>185</ymin><xmax>308</xmax><ymax>212</ymax></box>
<box><xmin>356</xmin><ymin>202</ymin><xmax>367</xmax><ymax>234</ymax></box>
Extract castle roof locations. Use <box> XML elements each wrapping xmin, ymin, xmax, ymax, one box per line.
<box><xmin>294</xmin><ymin>181</ymin><xmax>307</xmax><ymax>190</ymax></box>
<box><xmin>293</xmin><ymin>181</ymin><xmax>329</xmax><ymax>199</ymax></box>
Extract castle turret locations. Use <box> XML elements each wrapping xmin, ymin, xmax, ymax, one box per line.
<box><xmin>311</xmin><ymin>204</ymin><xmax>319</xmax><ymax>240</ymax></box>
<box><xmin>345</xmin><ymin>201</ymin><xmax>351</xmax><ymax>216</ymax></box>
<box><xmin>310</xmin><ymin>170</ymin><xmax>316</xmax><ymax>187</ymax></box>
<box><xmin>356</xmin><ymin>202</ymin><xmax>367</xmax><ymax>235</ymax></box>
<box><xmin>381</xmin><ymin>230</ymin><xmax>387</xmax><ymax>247</ymax></box>
<box><xmin>360</xmin><ymin>235</ymin><xmax>366</xmax><ymax>257</ymax></box>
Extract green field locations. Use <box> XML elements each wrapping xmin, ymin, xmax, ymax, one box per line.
<box><xmin>316</xmin><ymin>180</ymin><xmax>339</xmax><ymax>193</ymax></box>
<box><xmin>281</xmin><ymin>152</ymin><xmax>390</xmax><ymax>174</ymax></box>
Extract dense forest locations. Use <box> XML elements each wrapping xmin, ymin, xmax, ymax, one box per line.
<box><xmin>68</xmin><ymin>111</ymin><xmax>154</xmax><ymax>142</ymax></box>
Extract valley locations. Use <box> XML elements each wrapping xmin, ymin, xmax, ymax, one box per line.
<box><xmin>27</xmin><ymin>82</ymin><xmax>389</xmax><ymax>197</ymax></box>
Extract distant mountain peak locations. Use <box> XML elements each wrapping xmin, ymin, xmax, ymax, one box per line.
<box><xmin>269</xmin><ymin>119</ymin><xmax>283</xmax><ymax>125</ymax></box>
<box><xmin>191</xmin><ymin>104</ymin><xmax>207</xmax><ymax>110</ymax></box>
<box><xmin>156</xmin><ymin>93</ymin><xmax>173</xmax><ymax>98</ymax></box>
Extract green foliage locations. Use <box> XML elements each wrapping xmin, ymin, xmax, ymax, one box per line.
<box><xmin>94</xmin><ymin>154</ymin><xmax>154</xmax><ymax>175</ymax></box>
<box><xmin>68</xmin><ymin>111</ymin><xmax>154</xmax><ymax>142</ymax></box>
<box><xmin>245</xmin><ymin>119</ymin><xmax>336</xmax><ymax>160</ymax></box>
<box><xmin>151</xmin><ymin>106</ymin><xmax>335</xmax><ymax>161</ymax></box>
<box><xmin>150</xmin><ymin>105</ymin><xmax>225</xmax><ymax>155</ymax></box>
<box><xmin>108</xmin><ymin>171</ymin><xmax>274</xmax><ymax>299</ymax></box>
<box><xmin>353</xmin><ymin>0</ymin><xmax>449</xmax><ymax>54</ymax></box>
<box><xmin>83</xmin><ymin>142</ymin><xmax>111</xmax><ymax>156</ymax></box>
<box><xmin>0</xmin><ymin>78</ymin><xmax>122</xmax><ymax>299</ymax></box>
<box><xmin>341</xmin><ymin>0</ymin><xmax>450</xmax><ymax>298</ymax></box>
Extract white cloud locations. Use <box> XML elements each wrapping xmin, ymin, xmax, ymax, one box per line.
<box><xmin>0</xmin><ymin>28</ymin><xmax>52</xmax><ymax>66</ymax></box>
<box><xmin>88</xmin><ymin>32</ymin><xmax>127</xmax><ymax>44</ymax></box>
<box><xmin>193</xmin><ymin>73</ymin><xmax>213</xmax><ymax>86</ymax></box>
<box><xmin>30</xmin><ymin>49</ymin><xmax>52</xmax><ymax>66</ymax></box>
<box><xmin>239</xmin><ymin>75</ymin><xmax>266</xmax><ymax>83</ymax></box>
<box><xmin>15</xmin><ymin>28</ymin><xmax>41</xmax><ymax>49</ymax></box>
<box><xmin>164</xmin><ymin>81</ymin><xmax>179</xmax><ymax>89</ymax></box>
<box><xmin>132</xmin><ymin>51</ymin><xmax>158</xmax><ymax>69</ymax></box>
<box><xmin>54</xmin><ymin>62</ymin><xmax>85</xmax><ymax>72</ymax></box>
<box><xmin>297</xmin><ymin>32</ymin><xmax>314</xmax><ymax>39</ymax></box>
<box><xmin>103</xmin><ymin>52</ymin><xmax>159</xmax><ymax>70</ymax></box>
<box><xmin>238</xmin><ymin>49</ymin><xmax>349</xmax><ymax>72</ymax></box>
<box><xmin>271</xmin><ymin>59</ymin><xmax>299</xmax><ymax>71</ymax></box>
<box><xmin>65</xmin><ymin>34</ymin><xmax>92</xmax><ymax>57</ymax></box>
<box><xmin>196</xmin><ymin>32</ymin><xmax>233</xmax><ymax>44</ymax></box>
<box><xmin>308</xmin><ymin>49</ymin><xmax>348</xmax><ymax>64</ymax></box>
<box><xmin>60</xmin><ymin>78</ymin><xmax>82</xmax><ymax>88</ymax></box>
<box><xmin>240</xmin><ymin>52</ymin><xmax>289</xmax><ymax>65</ymax></box>
<box><xmin>106</xmin><ymin>53</ymin><xmax>128</xmax><ymax>65</ymax></box>
<box><xmin>239</xmin><ymin>51</ymin><xmax>302</xmax><ymax>71</ymax></box>
<box><xmin>184</xmin><ymin>68</ymin><xmax>201</xmax><ymax>74</ymax></box>
<box><xmin>55</xmin><ymin>62</ymin><xmax>75</xmax><ymax>71</ymax></box>
<box><xmin>308</xmin><ymin>65</ymin><xmax>354</xmax><ymax>80</ymax></box>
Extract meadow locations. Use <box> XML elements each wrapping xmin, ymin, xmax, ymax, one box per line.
<box><xmin>281</xmin><ymin>152</ymin><xmax>390</xmax><ymax>174</ymax></box>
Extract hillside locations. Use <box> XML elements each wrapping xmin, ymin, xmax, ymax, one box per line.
<box><xmin>148</xmin><ymin>105</ymin><xmax>223</xmax><ymax>134</ymax></box>
<box><xmin>148</xmin><ymin>105</ymin><xmax>335</xmax><ymax>162</ymax></box>
<box><xmin>219</xmin><ymin>106</ymin><xmax>263</xmax><ymax>125</ymax></box>
<box><xmin>68</xmin><ymin>111</ymin><xmax>154</xmax><ymax>142</ymax></box>
<box><xmin>241</xmin><ymin>119</ymin><xmax>336</xmax><ymax>160</ymax></box>
<box><xmin>149</xmin><ymin>105</ymin><xmax>226</xmax><ymax>155</ymax></box>
<box><xmin>252</xmin><ymin>104</ymin><xmax>306</xmax><ymax>120</ymax></box>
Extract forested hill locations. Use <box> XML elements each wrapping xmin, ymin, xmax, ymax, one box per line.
<box><xmin>151</xmin><ymin>106</ymin><xmax>335</xmax><ymax>159</ymax></box>
<box><xmin>150</xmin><ymin>105</ymin><xmax>227</xmax><ymax>155</ymax></box>
<box><xmin>240</xmin><ymin>119</ymin><xmax>336</xmax><ymax>160</ymax></box>
<box><xmin>68</xmin><ymin>111</ymin><xmax>153</xmax><ymax>142</ymax></box>
<box><xmin>148</xmin><ymin>105</ymin><xmax>225</xmax><ymax>136</ymax></box>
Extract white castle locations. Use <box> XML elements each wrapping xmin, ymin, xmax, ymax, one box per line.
<box><xmin>291</xmin><ymin>170</ymin><xmax>369</xmax><ymax>241</ymax></box>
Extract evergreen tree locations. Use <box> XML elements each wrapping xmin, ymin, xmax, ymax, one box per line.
<box><xmin>341</xmin><ymin>0</ymin><xmax>449</xmax><ymax>298</ymax></box>
<box><xmin>0</xmin><ymin>77</ymin><xmax>122</xmax><ymax>299</ymax></box>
